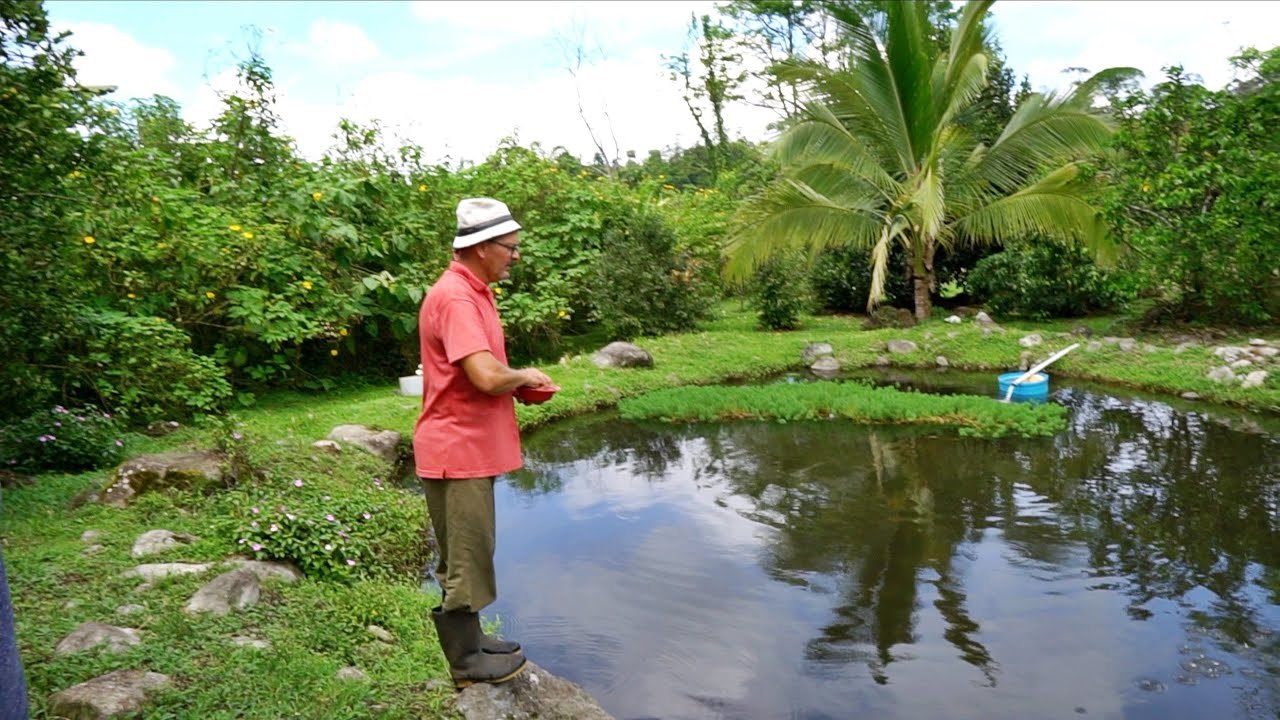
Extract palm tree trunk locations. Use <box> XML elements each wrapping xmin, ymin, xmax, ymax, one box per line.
<box><xmin>912</xmin><ymin>235</ymin><xmax>936</xmax><ymax>321</ymax></box>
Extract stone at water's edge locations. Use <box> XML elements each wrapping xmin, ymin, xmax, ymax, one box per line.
<box><xmin>54</xmin><ymin>622</ymin><xmax>142</xmax><ymax>656</ymax></box>
<box><xmin>801</xmin><ymin>342</ymin><xmax>834</xmax><ymax>365</ymax></box>
<box><xmin>48</xmin><ymin>670</ymin><xmax>170</xmax><ymax>720</ymax></box>
<box><xmin>453</xmin><ymin>661</ymin><xmax>614</xmax><ymax>720</ymax></box>
<box><xmin>886</xmin><ymin>339</ymin><xmax>918</xmax><ymax>354</ymax></box>
<box><xmin>101</xmin><ymin>451</ymin><xmax>228</xmax><ymax>508</ymax></box>
<box><xmin>592</xmin><ymin>341</ymin><xmax>654</xmax><ymax>369</ymax></box>
<box><xmin>810</xmin><ymin>356</ymin><xmax>841</xmax><ymax>378</ymax></box>
<box><xmin>328</xmin><ymin>425</ymin><xmax>401</xmax><ymax>464</ymax></box>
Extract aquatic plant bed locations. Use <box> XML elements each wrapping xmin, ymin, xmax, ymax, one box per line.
<box><xmin>618</xmin><ymin>381</ymin><xmax>1067</xmax><ymax>437</ymax></box>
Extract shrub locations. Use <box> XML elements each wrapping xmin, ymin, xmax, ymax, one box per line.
<box><xmin>750</xmin><ymin>253</ymin><xmax>809</xmax><ymax>330</ymax></box>
<box><xmin>226</xmin><ymin>471</ymin><xmax>427</xmax><ymax>582</ymax></box>
<box><xmin>0</xmin><ymin>405</ymin><xmax>125</xmax><ymax>474</ymax></box>
<box><xmin>589</xmin><ymin>209</ymin><xmax>713</xmax><ymax>340</ymax></box>
<box><xmin>809</xmin><ymin>245</ymin><xmax>912</xmax><ymax>314</ymax></box>
<box><xmin>966</xmin><ymin>242</ymin><xmax>1134</xmax><ymax>320</ymax></box>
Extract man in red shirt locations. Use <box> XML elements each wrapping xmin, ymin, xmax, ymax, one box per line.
<box><xmin>414</xmin><ymin>197</ymin><xmax>553</xmax><ymax>688</ymax></box>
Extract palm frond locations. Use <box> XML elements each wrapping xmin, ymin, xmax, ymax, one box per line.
<box><xmin>867</xmin><ymin>215</ymin><xmax>911</xmax><ymax>311</ymax></box>
<box><xmin>977</xmin><ymin>98</ymin><xmax>1113</xmax><ymax>191</ymax></box>
<box><xmin>771</xmin><ymin>106</ymin><xmax>902</xmax><ymax>200</ymax></box>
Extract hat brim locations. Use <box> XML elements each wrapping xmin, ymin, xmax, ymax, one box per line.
<box><xmin>453</xmin><ymin>220</ymin><xmax>522</xmax><ymax>249</ymax></box>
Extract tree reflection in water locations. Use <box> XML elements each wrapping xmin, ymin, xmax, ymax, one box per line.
<box><xmin>512</xmin><ymin>388</ymin><xmax>1279</xmax><ymax>697</ymax></box>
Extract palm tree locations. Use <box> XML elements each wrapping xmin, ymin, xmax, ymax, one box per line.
<box><xmin>725</xmin><ymin>0</ymin><xmax>1121</xmax><ymax>320</ymax></box>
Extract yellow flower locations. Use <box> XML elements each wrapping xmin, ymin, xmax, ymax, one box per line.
<box><xmin>205</xmin><ymin>291</ymin><xmax>216</xmax><ymax>299</ymax></box>
<box><xmin>493</xmin><ymin>286</ymin><xmax>503</xmax><ymax>295</ymax></box>
<box><xmin>657</xmin><ymin>174</ymin><xmax>666</xmax><ymax>180</ymax></box>
<box><xmin>311</xmin><ymin>191</ymin><xmax>323</xmax><ymax>201</ymax></box>
<box><xmin>156</xmin><ymin>242</ymin><xmax>167</xmax><ymax>249</ymax></box>
<box><xmin>229</xmin><ymin>224</ymin><xmax>241</xmax><ymax>231</ymax></box>
<box><xmin>557</xmin><ymin>309</ymin><xmax>568</xmax><ymax>319</ymax></box>
<box><xmin>151</xmin><ymin>196</ymin><xmax>160</xmax><ymax>203</ymax></box>
<box><xmin>127</xmin><ymin>293</ymin><xmax>137</xmax><ymax>299</ymax></box>
<box><xmin>242</xmin><ymin>231</ymin><xmax>254</xmax><ymax>240</ymax></box>
<box><xmin>339</xmin><ymin>328</ymin><xmax>348</xmax><ymax>337</ymax></box>
<box><xmin>302</xmin><ymin>280</ymin><xmax>313</xmax><ymax>291</ymax></box>
<box><xmin>83</xmin><ymin>235</ymin><xmax>96</xmax><ymax>244</ymax></box>
<box><xmin>549</xmin><ymin>167</ymin><xmax>559</xmax><ymax>173</ymax></box>
<box><xmin>69</xmin><ymin>170</ymin><xmax>82</xmax><ymax>178</ymax></box>
<box><xmin>1140</xmin><ymin>181</ymin><xmax>1152</xmax><ymax>193</ymax></box>
<box><xmin>330</xmin><ymin>349</ymin><xmax>339</xmax><ymax>357</ymax></box>
<box><xmin>107</xmin><ymin>107</ymin><xmax>118</xmax><ymax>115</ymax></box>
<box><xmin>418</xmin><ymin>184</ymin><xmax>428</xmax><ymax>192</ymax></box>
<box><xmin>663</xmin><ymin>184</ymin><xmax>675</xmax><ymax>191</ymax></box>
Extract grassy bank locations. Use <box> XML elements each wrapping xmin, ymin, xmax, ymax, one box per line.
<box><xmin>3</xmin><ymin>307</ymin><xmax>1276</xmax><ymax>719</ymax></box>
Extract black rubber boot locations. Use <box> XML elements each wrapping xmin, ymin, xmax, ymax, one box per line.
<box><xmin>431</xmin><ymin>607</ymin><xmax>526</xmax><ymax>689</ymax></box>
<box><xmin>477</xmin><ymin>623</ymin><xmax>521</xmax><ymax>655</ymax></box>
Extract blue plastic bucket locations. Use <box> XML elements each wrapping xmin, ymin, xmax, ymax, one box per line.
<box><xmin>998</xmin><ymin>371</ymin><xmax>1050</xmax><ymax>401</ymax></box>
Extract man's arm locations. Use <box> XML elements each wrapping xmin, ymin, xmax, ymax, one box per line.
<box><xmin>459</xmin><ymin>351</ymin><xmax>553</xmax><ymax>395</ymax></box>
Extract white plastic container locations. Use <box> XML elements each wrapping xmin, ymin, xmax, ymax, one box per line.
<box><xmin>398</xmin><ymin>375</ymin><xmax>423</xmax><ymax>396</ymax></box>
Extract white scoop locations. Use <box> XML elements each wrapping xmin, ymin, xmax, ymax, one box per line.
<box><xmin>1002</xmin><ymin>343</ymin><xmax>1080</xmax><ymax>402</ymax></box>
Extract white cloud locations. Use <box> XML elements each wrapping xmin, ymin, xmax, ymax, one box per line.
<box><xmin>60</xmin><ymin>22</ymin><xmax>179</xmax><ymax>101</ymax></box>
<box><xmin>992</xmin><ymin>1</ymin><xmax>1280</xmax><ymax>93</ymax></box>
<box><xmin>303</xmin><ymin>19</ymin><xmax>381</xmax><ymax>65</ymax></box>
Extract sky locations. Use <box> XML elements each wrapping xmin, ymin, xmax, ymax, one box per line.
<box><xmin>43</xmin><ymin>0</ymin><xmax>1280</xmax><ymax>165</ymax></box>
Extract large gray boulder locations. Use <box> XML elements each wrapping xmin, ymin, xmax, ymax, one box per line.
<box><xmin>801</xmin><ymin>343</ymin><xmax>834</xmax><ymax>365</ymax></box>
<box><xmin>184</xmin><ymin>568</ymin><xmax>260</xmax><ymax>615</ymax></box>
<box><xmin>886</xmin><ymin>339</ymin><xmax>918</xmax><ymax>355</ymax></box>
<box><xmin>121</xmin><ymin>562</ymin><xmax>214</xmax><ymax>582</ymax></box>
<box><xmin>101</xmin><ymin>451</ymin><xmax>227</xmax><ymax>508</ymax></box>
<box><xmin>592</xmin><ymin>342</ymin><xmax>654</xmax><ymax>369</ymax></box>
<box><xmin>48</xmin><ymin>670</ymin><xmax>171</xmax><ymax>720</ymax></box>
<box><xmin>328</xmin><ymin>425</ymin><xmax>401</xmax><ymax>464</ymax></box>
<box><xmin>55</xmin><ymin>623</ymin><xmax>142</xmax><ymax>656</ymax></box>
<box><xmin>454</xmin><ymin>661</ymin><xmax>614</xmax><ymax>720</ymax></box>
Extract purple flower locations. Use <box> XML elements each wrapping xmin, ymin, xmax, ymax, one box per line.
<box><xmin>324</xmin><ymin>544</ymin><xmax>334</xmax><ymax>551</ymax></box>
<box><xmin>346</xmin><ymin>559</ymin><xmax>357</xmax><ymax>566</ymax></box>
<box><xmin>269</xmin><ymin>524</ymin><xmax>279</xmax><ymax>533</ymax></box>
<box><xmin>286</xmin><ymin>513</ymin><xmax>296</xmax><ymax>520</ymax></box>
<box><xmin>325</xmin><ymin>514</ymin><xmax>336</xmax><ymax>522</ymax></box>
<box><xmin>250</xmin><ymin>506</ymin><xmax>259</xmax><ymax>514</ymax></box>
<box><xmin>76</xmin><ymin>416</ymin><xmax>86</xmax><ymax>422</ymax></box>
<box><xmin>114</xmin><ymin>439</ymin><xmax>124</xmax><ymax>447</ymax></box>
<box><xmin>238</xmin><ymin>538</ymin><xmax>246</xmax><ymax>544</ymax></box>
<box><xmin>322</xmin><ymin>495</ymin><xmax>331</xmax><ymax>501</ymax></box>
<box><xmin>103</xmin><ymin>412</ymin><xmax>111</xmax><ymax>418</ymax></box>
<box><xmin>338</xmin><ymin>531</ymin><xmax>348</xmax><ymax>539</ymax></box>
<box><xmin>232</xmin><ymin>432</ymin><xmax>243</xmax><ymax>440</ymax></box>
<box><xmin>38</xmin><ymin>434</ymin><xmax>55</xmax><ymax>443</ymax></box>
<box><xmin>250</xmin><ymin>521</ymin><xmax>259</xmax><ymax>529</ymax></box>
<box><xmin>362</xmin><ymin>512</ymin><xmax>371</xmax><ymax>520</ymax></box>
<box><xmin>251</xmin><ymin>542</ymin><xmax>262</xmax><ymax>552</ymax></box>
<box><xmin>54</xmin><ymin>405</ymin><xmax>67</xmax><ymax>414</ymax></box>
<box><xmin>278</xmin><ymin>505</ymin><xmax>288</xmax><ymax>513</ymax></box>
<box><xmin>53</xmin><ymin>421</ymin><xmax>61</xmax><ymax>427</ymax></box>
<box><xmin>293</xmin><ymin>479</ymin><xmax>304</xmax><ymax>487</ymax></box>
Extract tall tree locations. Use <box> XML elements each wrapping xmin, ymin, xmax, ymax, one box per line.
<box><xmin>664</xmin><ymin>13</ymin><xmax>744</xmax><ymax>181</ymax></box>
<box><xmin>726</xmin><ymin>0</ymin><xmax>1120</xmax><ymax>320</ymax></box>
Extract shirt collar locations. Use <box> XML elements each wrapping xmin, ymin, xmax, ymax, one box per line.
<box><xmin>447</xmin><ymin>260</ymin><xmax>492</xmax><ymax>296</ymax></box>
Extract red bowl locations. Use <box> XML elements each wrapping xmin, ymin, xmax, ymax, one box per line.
<box><xmin>515</xmin><ymin>384</ymin><xmax>560</xmax><ymax>404</ymax></box>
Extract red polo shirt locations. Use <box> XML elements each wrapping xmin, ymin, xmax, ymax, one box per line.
<box><xmin>413</xmin><ymin>261</ymin><xmax>522</xmax><ymax>479</ymax></box>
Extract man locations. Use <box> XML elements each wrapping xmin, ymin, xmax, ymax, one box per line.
<box><xmin>413</xmin><ymin>197</ymin><xmax>553</xmax><ymax>688</ymax></box>
<box><xmin>1</xmin><ymin>501</ymin><xmax>29</xmax><ymax>720</ymax></box>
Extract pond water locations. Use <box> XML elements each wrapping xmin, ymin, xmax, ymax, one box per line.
<box><xmin>474</xmin><ymin>373</ymin><xmax>1280</xmax><ymax>720</ymax></box>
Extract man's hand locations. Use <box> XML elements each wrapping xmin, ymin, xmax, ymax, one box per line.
<box><xmin>460</xmin><ymin>351</ymin><xmax>553</xmax><ymax>395</ymax></box>
<box><xmin>518</xmin><ymin>367</ymin><xmax>554</xmax><ymax>388</ymax></box>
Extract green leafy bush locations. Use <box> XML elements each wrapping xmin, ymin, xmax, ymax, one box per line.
<box><xmin>809</xmin><ymin>245</ymin><xmax>912</xmax><ymax>314</ymax></box>
<box><xmin>0</xmin><ymin>405</ymin><xmax>125</xmax><ymax>473</ymax></box>
<box><xmin>227</xmin><ymin>472</ymin><xmax>427</xmax><ymax>582</ymax></box>
<box><xmin>589</xmin><ymin>209</ymin><xmax>713</xmax><ymax>340</ymax></box>
<box><xmin>750</xmin><ymin>253</ymin><xmax>809</xmax><ymax>330</ymax></box>
<box><xmin>966</xmin><ymin>242</ymin><xmax>1133</xmax><ymax>320</ymax></box>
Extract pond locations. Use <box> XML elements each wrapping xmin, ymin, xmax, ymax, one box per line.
<box><xmin>474</xmin><ymin>373</ymin><xmax>1280</xmax><ymax>720</ymax></box>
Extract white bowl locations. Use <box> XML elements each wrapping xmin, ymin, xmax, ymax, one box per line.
<box><xmin>398</xmin><ymin>375</ymin><xmax>423</xmax><ymax>396</ymax></box>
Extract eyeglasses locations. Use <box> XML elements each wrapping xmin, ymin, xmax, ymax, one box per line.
<box><xmin>490</xmin><ymin>239</ymin><xmax>521</xmax><ymax>255</ymax></box>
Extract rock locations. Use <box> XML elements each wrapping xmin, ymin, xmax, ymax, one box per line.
<box><xmin>1071</xmin><ymin>325</ymin><xmax>1093</xmax><ymax>337</ymax></box>
<box><xmin>1103</xmin><ymin>336</ymin><xmax>1122</xmax><ymax>345</ymax></box>
<box><xmin>801</xmin><ymin>343</ymin><xmax>834</xmax><ymax>365</ymax></box>
<box><xmin>944</xmin><ymin>315</ymin><xmax>962</xmax><ymax>324</ymax></box>
<box><xmin>81</xmin><ymin>530</ymin><xmax>102</xmax><ymax>543</ymax></box>
<box><xmin>82</xmin><ymin>544</ymin><xmax>105</xmax><ymax>557</ymax></box>
<box><xmin>143</xmin><ymin>420</ymin><xmax>182</xmax><ymax>436</ymax></box>
<box><xmin>886</xmin><ymin>339</ymin><xmax>917</xmax><ymax>354</ymax></box>
<box><xmin>454</xmin><ymin>661</ymin><xmax>614</xmax><ymax>720</ymax></box>
<box><xmin>1213</xmin><ymin>346</ymin><xmax>1249</xmax><ymax>363</ymax></box>
<box><xmin>1181</xmin><ymin>392</ymin><xmax>1201</xmax><ymax>401</ymax></box>
<box><xmin>1019</xmin><ymin>351</ymin><xmax>1033</xmax><ymax>372</ymax></box>
<box><xmin>231</xmin><ymin>636</ymin><xmax>271</xmax><ymax>650</ymax></box>
<box><xmin>336</xmin><ymin>666</ymin><xmax>369</xmax><ymax>682</ymax></box>
<box><xmin>1241</xmin><ymin>370</ymin><xmax>1268</xmax><ymax>389</ymax></box>
<box><xmin>810</xmin><ymin>356</ymin><xmax>841</xmax><ymax>378</ymax></box>
<box><xmin>874</xmin><ymin>355</ymin><xmax>891</xmax><ymax>367</ymax></box>
<box><xmin>101</xmin><ymin>451</ymin><xmax>229</xmax><ymax>508</ymax></box>
<box><xmin>1118</xmin><ymin>338</ymin><xmax>1138</xmax><ymax>352</ymax></box>
<box><xmin>1251</xmin><ymin>346</ymin><xmax>1279</xmax><ymax>358</ymax></box>
<box><xmin>184</xmin><ymin>568</ymin><xmax>260</xmax><ymax>615</ymax></box>
<box><xmin>974</xmin><ymin>311</ymin><xmax>993</xmax><ymax>324</ymax></box>
<box><xmin>131</xmin><ymin>529</ymin><xmax>198</xmax><ymax>559</ymax></box>
<box><xmin>1206</xmin><ymin>366</ymin><xmax>1237</xmax><ymax>384</ymax></box>
<box><xmin>591</xmin><ymin>341</ymin><xmax>654</xmax><ymax>369</ymax></box>
<box><xmin>1087</xmin><ymin>341</ymin><xmax>1103</xmax><ymax>352</ymax></box>
<box><xmin>935</xmin><ymin>356</ymin><xmax>949</xmax><ymax>368</ymax></box>
<box><xmin>367</xmin><ymin>625</ymin><xmax>395</xmax><ymax>644</ymax></box>
<box><xmin>55</xmin><ymin>622</ymin><xmax>142</xmax><ymax>656</ymax></box>
<box><xmin>121</xmin><ymin>563</ymin><xmax>214</xmax><ymax>581</ymax></box>
<box><xmin>226</xmin><ymin>559</ymin><xmax>303</xmax><ymax>584</ymax></box>
<box><xmin>47</xmin><ymin>670</ymin><xmax>170</xmax><ymax>720</ymax></box>
<box><xmin>862</xmin><ymin>306</ymin><xmax>916</xmax><ymax>330</ymax></box>
<box><xmin>0</xmin><ymin>469</ymin><xmax>34</xmax><ymax>489</ymax></box>
<box><xmin>115</xmin><ymin>604</ymin><xmax>146</xmax><ymax>617</ymax></box>
<box><xmin>1248</xmin><ymin>338</ymin><xmax>1270</xmax><ymax>346</ymax></box>
<box><xmin>1142</xmin><ymin>344</ymin><xmax>1159</xmax><ymax>353</ymax></box>
<box><xmin>328</xmin><ymin>425</ymin><xmax>401</xmax><ymax>464</ymax></box>
<box><xmin>63</xmin><ymin>600</ymin><xmax>80</xmax><ymax>610</ymax></box>
<box><xmin>1174</xmin><ymin>341</ymin><xmax>1198</xmax><ymax>354</ymax></box>
<box><xmin>1230</xmin><ymin>359</ymin><xmax>1255</xmax><ymax>370</ymax></box>
<box><xmin>312</xmin><ymin>440</ymin><xmax>342</xmax><ymax>454</ymax></box>
<box><xmin>1019</xmin><ymin>333</ymin><xmax>1043</xmax><ymax>348</ymax></box>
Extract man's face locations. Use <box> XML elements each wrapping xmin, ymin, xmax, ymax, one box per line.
<box><xmin>482</xmin><ymin>232</ymin><xmax>521</xmax><ymax>283</ymax></box>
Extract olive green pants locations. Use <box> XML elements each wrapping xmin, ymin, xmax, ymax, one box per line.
<box><xmin>421</xmin><ymin>477</ymin><xmax>497</xmax><ymax>613</ymax></box>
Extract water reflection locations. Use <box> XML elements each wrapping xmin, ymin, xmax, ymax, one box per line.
<box><xmin>492</xmin><ymin>381</ymin><xmax>1280</xmax><ymax>720</ymax></box>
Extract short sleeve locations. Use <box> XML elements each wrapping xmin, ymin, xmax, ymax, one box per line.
<box><xmin>436</xmin><ymin>298</ymin><xmax>492</xmax><ymax>365</ymax></box>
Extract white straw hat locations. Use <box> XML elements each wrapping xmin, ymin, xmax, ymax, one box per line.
<box><xmin>453</xmin><ymin>197</ymin><xmax>522</xmax><ymax>249</ymax></box>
